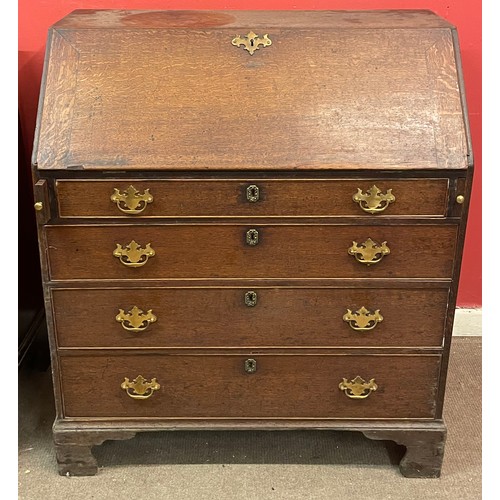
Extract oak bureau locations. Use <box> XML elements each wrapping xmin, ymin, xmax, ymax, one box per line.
<box><xmin>32</xmin><ymin>10</ymin><xmax>473</xmax><ymax>477</ymax></box>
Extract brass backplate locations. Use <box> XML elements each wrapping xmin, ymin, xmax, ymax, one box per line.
<box><xmin>353</xmin><ymin>185</ymin><xmax>395</xmax><ymax>214</ymax></box>
<box><xmin>113</xmin><ymin>240</ymin><xmax>155</xmax><ymax>267</ymax></box>
<box><xmin>111</xmin><ymin>185</ymin><xmax>153</xmax><ymax>214</ymax></box>
<box><xmin>121</xmin><ymin>375</ymin><xmax>160</xmax><ymax>400</ymax></box>
<box><xmin>339</xmin><ymin>376</ymin><xmax>378</xmax><ymax>399</ymax></box>
<box><xmin>343</xmin><ymin>307</ymin><xmax>383</xmax><ymax>331</ymax></box>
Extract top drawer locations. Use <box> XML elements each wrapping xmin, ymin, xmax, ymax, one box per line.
<box><xmin>56</xmin><ymin>179</ymin><xmax>449</xmax><ymax>218</ymax></box>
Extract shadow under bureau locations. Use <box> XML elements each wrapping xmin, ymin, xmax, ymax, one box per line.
<box><xmin>32</xmin><ymin>9</ymin><xmax>473</xmax><ymax>477</ymax></box>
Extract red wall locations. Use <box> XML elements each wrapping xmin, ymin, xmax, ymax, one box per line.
<box><xmin>18</xmin><ymin>1</ymin><xmax>481</xmax><ymax>307</ymax></box>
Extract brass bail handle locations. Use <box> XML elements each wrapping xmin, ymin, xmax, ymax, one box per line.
<box><xmin>116</xmin><ymin>306</ymin><xmax>157</xmax><ymax>333</ymax></box>
<box><xmin>121</xmin><ymin>375</ymin><xmax>160</xmax><ymax>400</ymax></box>
<box><xmin>111</xmin><ymin>185</ymin><xmax>153</xmax><ymax>215</ymax></box>
<box><xmin>348</xmin><ymin>238</ymin><xmax>390</xmax><ymax>266</ymax></box>
<box><xmin>113</xmin><ymin>240</ymin><xmax>155</xmax><ymax>267</ymax></box>
<box><xmin>339</xmin><ymin>376</ymin><xmax>378</xmax><ymax>399</ymax></box>
<box><xmin>352</xmin><ymin>185</ymin><xmax>395</xmax><ymax>214</ymax></box>
<box><xmin>343</xmin><ymin>307</ymin><xmax>383</xmax><ymax>332</ymax></box>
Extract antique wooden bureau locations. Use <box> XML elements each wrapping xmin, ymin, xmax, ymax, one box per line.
<box><xmin>32</xmin><ymin>10</ymin><xmax>472</xmax><ymax>477</ymax></box>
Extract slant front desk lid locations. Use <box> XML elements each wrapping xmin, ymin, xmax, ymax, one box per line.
<box><xmin>34</xmin><ymin>10</ymin><xmax>470</xmax><ymax>171</ymax></box>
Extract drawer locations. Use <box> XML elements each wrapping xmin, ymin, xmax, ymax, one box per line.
<box><xmin>46</xmin><ymin>224</ymin><xmax>457</xmax><ymax>280</ymax></box>
<box><xmin>56</xmin><ymin>179</ymin><xmax>449</xmax><ymax>218</ymax></box>
<box><xmin>59</xmin><ymin>353</ymin><xmax>440</xmax><ymax>418</ymax></box>
<box><xmin>53</xmin><ymin>287</ymin><xmax>448</xmax><ymax>348</ymax></box>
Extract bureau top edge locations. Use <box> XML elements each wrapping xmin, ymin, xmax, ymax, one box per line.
<box><xmin>52</xmin><ymin>10</ymin><xmax>455</xmax><ymax>31</ymax></box>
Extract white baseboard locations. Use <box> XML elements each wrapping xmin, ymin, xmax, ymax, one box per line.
<box><xmin>453</xmin><ymin>308</ymin><xmax>482</xmax><ymax>336</ymax></box>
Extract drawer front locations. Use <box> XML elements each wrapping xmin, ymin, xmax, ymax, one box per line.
<box><xmin>56</xmin><ymin>179</ymin><xmax>449</xmax><ymax>218</ymax></box>
<box><xmin>59</xmin><ymin>354</ymin><xmax>440</xmax><ymax>418</ymax></box>
<box><xmin>46</xmin><ymin>224</ymin><xmax>457</xmax><ymax>280</ymax></box>
<box><xmin>53</xmin><ymin>287</ymin><xmax>448</xmax><ymax>348</ymax></box>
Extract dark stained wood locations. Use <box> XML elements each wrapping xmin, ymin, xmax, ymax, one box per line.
<box><xmin>53</xmin><ymin>426</ymin><xmax>136</xmax><ymax>476</ymax></box>
<box><xmin>434</xmin><ymin>166</ymin><xmax>475</xmax><ymax>417</ymax></box>
<box><xmin>33</xmin><ymin>179</ymin><xmax>51</xmax><ymax>225</ymax></box>
<box><xmin>48</xmin><ymin>278</ymin><xmax>451</xmax><ymax>289</ymax></box>
<box><xmin>42</xmin><ymin>169</ymin><xmax>469</xmax><ymax>181</ymax></box>
<box><xmin>58</xmin><ymin>346</ymin><xmax>443</xmax><ymax>356</ymax></box>
<box><xmin>45</xmin><ymin>224</ymin><xmax>458</xmax><ymax>280</ymax></box>
<box><xmin>53</xmin><ymin>287</ymin><xmax>449</xmax><ymax>348</ymax></box>
<box><xmin>34</xmin><ymin>22</ymin><xmax>467</xmax><ymax>171</ymax></box>
<box><xmin>56</xmin><ymin>178</ymin><xmax>449</xmax><ymax>218</ymax></box>
<box><xmin>54</xmin><ymin>443</ymin><xmax>98</xmax><ymax>476</ymax></box>
<box><xmin>59</xmin><ymin>353</ymin><xmax>441</xmax><ymax>418</ymax></box>
<box><xmin>53</xmin><ymin>418</ymin><xmax>447</xmax><ymax>431</ymax></box>
<box><xmin>52</xmin><ymin>418</ymin><xmax>446</xmax><ymax>476</ymax></box>
<box><xmin>363</xmin><ymin>425</ymin><xmax>446</xmax><ymax>478</ymax></box>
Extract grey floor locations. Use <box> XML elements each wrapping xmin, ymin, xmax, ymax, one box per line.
<box><xmin>19</xmin><ymin>337</ymin><xmax>481</xmax><ymax>500</ymax></box>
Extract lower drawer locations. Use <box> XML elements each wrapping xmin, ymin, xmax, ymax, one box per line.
<box><xmin>59</xmin><ymin>354</ymin><xmax>440</xmax><ymax>419</ymax></box>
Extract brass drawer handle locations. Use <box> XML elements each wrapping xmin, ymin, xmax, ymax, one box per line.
<box><xmin>111</xmin><ymin>185</ymin><xmax>153</xmax><ymax>214</ymax></box>
<box><xmin>348</xmin><ymin>238</ymin><xmax>390</xmax><ymax>266</ymax></box>
<box><xmin>116</xmin><ymin>306</ymin><xmax>157</xmax><ymax>333</ymax></box>
<box><xmin>113</xmin><ymin>240</ymin><xmax>155</xmax><ymax>267</ymax></box>
<box><xmin>246</xmin><ymin>184</ymin><xmax>260</xmax><ymax>203</ymax></box>
<box><xmin>244</xmin><ymin>358</ymin><xmax>257</xmax><ymax>374</ymax></box>
<box><xmin>343</xmin><ymin>307</ymin><xmax>383</xmax><ymax>332</ymax></box>
<box><xmin>353</xmin><ymin>185</ymin><xmax>395</xmax><ymax>214</ymax></box>
<box><xmin>339</xmin><ymin>376</ymin><xmax>378</xmax><ymax>399</ymax></box>
<box><xmin>246</xmin><ymin>229</ymin><xmax>259</xmax><ymax>246</ymax></box>
<box><xmin>244</xmin><ymin>291</ymin><xmax>258</xmax><ymax>307</ymax></box>
<box><xmin>121</xmin><ymin>375</ymin><xmax>160</xmax><ymax>400</ymax></box>
<box><xmin>232</xmin><ymin>31</ymin><xmax>272</xmax><ymax>55</ymax></box>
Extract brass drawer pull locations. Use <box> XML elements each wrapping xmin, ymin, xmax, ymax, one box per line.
<box><xmin>113</xmin><ymin>240</ymin><xmax>155</xmax><ymax>267</ymax></box>
<box><xmin>348</xmin><ymin>238</ymin><xmax>390</xmax><ymax>266</ymax></box>
<box><xmin>244</xmin><ymin>358</ymin><xmax>257</xmax><ymax>374</ymax></box>
<box><xmin>111</xmin><ymin>185</ymin><xmax>153</xmax><ymax>214</ymax></box>
<box><xmin>121</xmin><ymin>375</ymin><xmax>160</xmax><ymax>400</ymax></box>
<box><xmin>339</xmin><ymin>376</ymin><xmax>378</xmax><ymax>399</ymax></box>
<box><xmin>246</xmin><ymin>229</ymin><xmax>259</xmax><ymax>246</ymax></box>
<box><xmin>343</xmin><ymin>307</ymin><xmax>383</xmax><ymax>332</ymax></box>
<box><xmin>353</xmin><ymin>185</ymin><xmax>395</xmax><ymax>214</ymax></box>
<box><xmin>232</xmin><ymin>31</ymin><xmax>272</xmax><ymax>55</ymax></box>
<box><xmin>244</xmin><ymin>291</ymin><xmax>258</xmax><ymax>307</ymax></box>
<box><xmin>116</xmin><ymin>306</ymin><xmax>157</xmax><ymax>332</ymax></box>
<box><xmin>246</xmin><ymin>184</ymin><xmax>260</xmax><ymax>203</ymax></box>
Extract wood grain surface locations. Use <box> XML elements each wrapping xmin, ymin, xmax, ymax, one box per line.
<box><xmin>53</xmin><ymin>287</ymin><xmax>449</xmax><ymax>348</ymax></box>
<box><xmin>35</xmin><ymin>24</ymin><xmax>467</xmax><ymax>170</ymax></box>
<box><xmin>56</xmin><ymin>178</ymin><xmax>449</xmax><ymax>218</ymax></box>
<box><xmin>45</xmin><ymin>224</ymin><xmax>458</xmax><ymax>280</ymax></box>
<box><xmin>53</xmin><ymin>10</ymin><xmax>455</xmax><ymax>30</ymax></box>
<box><xmin>59</xmin><ymin>353</ymin><xmax>441</xmax><ymax>418</ymax></box>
